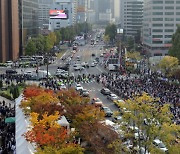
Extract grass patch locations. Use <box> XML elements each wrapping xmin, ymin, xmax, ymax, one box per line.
<box><xmin>0</xmin><ymin>83</ymin><xmax>26</xmax><ymax>100</ymax></box>
<box><xmin>57</xmin><ymin>50</ymin><xmax>66</xmax><ymax>59</ymax></box>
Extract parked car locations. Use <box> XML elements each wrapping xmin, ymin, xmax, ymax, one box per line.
<box><xmin>80</xmin><ymin>89</ymin><xmax>89</xmax><ymax>97</ymax></box>
<box><xmin>100</xmin><ymin>88</ymin><xmax>111</xmax><ymax>95</ymax></box>
<box><xmin>91</xmin><ymin>98</ymin><xmax>103</xmax><ymax>107</ymax></box>
<box><xmin>107</xmin><ymin>93</ymin><xmax>119</xmax><ymax>101</ymax></box>
<box><xmin>112</xmin><ymin>115</ymin><xmax>123</xmax><ymax>123</ymax></box>
<box><xmin>153</xmin><ymin>139</ymin><xmax>168</xmax><ymax>152</ymax></box>
<box><xmin>101</xmin><ymin>107</ymin><xmax>113</xmax><ymax>117</ymax></box>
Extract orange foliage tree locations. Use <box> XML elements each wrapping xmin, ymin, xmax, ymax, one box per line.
<box><xmin>24</xmin><ymin>112</ymin><xmax>68</xmax><ymax>148</ymax></box>
<box><xmin>21</xmin><ymin>87</ymin><xmax>64</xmax><ymax>118</ymax></box>
<box><xmin>57</xmin><ymin>88</ymin><xmax>90</xmax><ymax>107</ymax></box>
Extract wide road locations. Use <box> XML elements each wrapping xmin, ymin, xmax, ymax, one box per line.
<box><xmin>69</xmin><ymin>41</ymin><xmax>119</xmax><ymax>114</ymax></box>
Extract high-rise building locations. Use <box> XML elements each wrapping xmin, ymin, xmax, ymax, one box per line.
<box><xmin>77</xmin><ymin>0</ymin><xmax>88</xmax><ymax>23</ymax></box>
<box><xmin>19</xmin><ymin>0</ymin><xmax>39</xmax><ymax>54</ymax></box>
<box><xmin>49</xmin><ymin>0</ymin><xmax>76</xmax><ymax>32</ymax></box>
<box><xmin>114</xmin><ymin>0</ymin><xmax>120</xmax><ymax>23</ymax></box>
<box><xmin>0</xmin><ymin>0</ymin><xmax>19</xmax><ymax>62</ymax></box>
<box><xmin>38</xmin><ymin>0</ymin><xmax>53</xmax><ymax>28</ymax></box>
<box><xmin>120</xmin><ymin>0</ymin><xmax>143</xmax><ymax>37</ymax></box>
<box><xmin>143</xmin><ymin>0</ymin><xmax>180</xmax><ymax>56</ymax></box>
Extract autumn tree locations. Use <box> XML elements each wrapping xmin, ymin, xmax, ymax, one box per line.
<box><xmin>24</xmin><ymin>112</ymin><xmax>68</xmax><ymax>148</ymax></box>
<box><xmin>36</xmin><ymin>144</ymin><xmax>84</xmax><ymax>154</ymax></box>
<box><xmin>116</xmin><ymin>93</ymin><xmax>180</xmax><ymax>154</ymax></box>
<box><xmin>21</xmin><ymin>86</ymin><xmax>63</xmax><ymax>117</ymax></box>
<box><xmin>23</xmin><ymin>86</ymin><xmax>45</xmax><ymax>98</ymax></box>
<box><xmin>126</xmin><ymin>51</ymin><xmax>142</xmax><ymax>61</ymax></box>
<box><xmin>79</xmin><ymin>121</ymin><xmax>118</xmax><ymax>154</ymax></box>
<box><xmin>57</xmin><ymin>88</ymin><xmax>89</xmax><ymax>107</ymax></box>
<box><xmin>158</xmin><ymin>56</ymin><xmax>179</xmax><ymax>76</ymax></box>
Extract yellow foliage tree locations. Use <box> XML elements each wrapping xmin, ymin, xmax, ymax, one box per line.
<box><xmin>158</xmin><ymin>56</ymin><xmax>179</xmax><ymax>76</ymax></box>
<box><xmin>116</xmin><ymin>93</ymin><xmax>180</xmax><ymax>154</ymax></box>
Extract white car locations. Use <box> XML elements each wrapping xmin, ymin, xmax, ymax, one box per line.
<box><xmin>153</xmin><ymin>139</ymin><xmax>168</xmax><ymax>152</ymax></box>
<box><xmin>74</xmin><ymin>66</ymin><xmax>84</xmax><ymax>71</ymax></box>
<box><xmin>107</xmin><ymin>93</ymin><xmax>119</xmax><ymax>101</ymax></box>
<box><xmin>91</xmin><ymin>63</ymin><xmax>96</xmax><ymax>67</ymax></box>
<box><xmin>75</xmin><ymin>84</ymin><xmax>83</xmax><ymax>91</ymax></box>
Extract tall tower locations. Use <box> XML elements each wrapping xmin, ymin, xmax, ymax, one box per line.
<box><xmin>120</xmin><ymin>0</ymin><xmax>143</xmax><ymax>38</ymax></box>
<box><xmin>0</xmin><ymin>0</ymin><xmax>19</xmax><ymax>62</ymax></box>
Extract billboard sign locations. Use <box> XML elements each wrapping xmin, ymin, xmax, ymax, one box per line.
<box><xmin>49</xmin><ymin>10</ymin><xmax>68</xmax><ymax>19</ymax></box>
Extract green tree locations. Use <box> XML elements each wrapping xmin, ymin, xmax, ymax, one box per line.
<box><xmin>44</xmin><ymin>32</ymin><xmax>56</xmax><ymax>52</ymax></box>
<box><xmin>158</xmin><ymin>56</ymin><xmax>179</xmax><ymax>76</ymax></box>
<box><xmin>169</xmin><ymin>25</ymin><xmax>180</xmax><ymax>61</ymax></box>
<box><xmin>105</xmin><ymin>24</ymin><xmax>117</xmax><ymax>43</ymax></box>
<box><xmin>127</xmin><ymin>37</ymin><xmax>135</xmax><ymax>51</ymax></box>
<box><xmin>25</xmin><ymin>39</ymin><xmax>37</xmax><ymax>55</ymax></box>
<box><xmin>126</xmin><ymin>51</ymin><xmax>142</xmax><ymax>61</ymax></box>
<box><xmin>55</xmin><ymin>30</ymin><xmax>62</xmax><ymax>45</ymax></box>
<box><xmin>35</xmin><ymin>35</ymin><xmax>45</xmax><ymax>53</ymax></box>
<box><xmin>116</xmin><ymin>93</ymin><xmax>180</xmax><ymax>154</ymax></box>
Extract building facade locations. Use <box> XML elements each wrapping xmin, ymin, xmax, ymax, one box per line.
<box><xmin>120</xmin><ymin>0</ymin><xmax>143</xmax><ymax>37</ymax></box>
<box><xmin>143</xmin><ymin>0</ymin><xmax>180</xmax><ymax>56</ymax></box>
<box><xmin>38</xmin><ymin>0</ymin><xmax>53</xmax><ymax>28</ymax></box>
<box><xmin>76</xmin><ymin>0</ymin><xmax>88</xmax><ymax>23</ymax></box>
<box><xmin>0</xmin><ymin>0</ymin><xmax>19</xmax><ymax>62</ymax></box>
<box><xmin>49</xmin><ymin>0</ymin><xmax>76</xmax><ymax>31</ymax></box>
<box><xmin>19</xmin><ymin>0</ymin><xmax>39</xmax><ymax>54</ymax></box>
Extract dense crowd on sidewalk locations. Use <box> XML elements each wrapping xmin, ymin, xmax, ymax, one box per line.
<box><xmin>99</xmin><ymin>72</ymin><xmax>180</xmax><ymax>125</ymax></box>
<box><xmin>0</xmin><ymin>100</ymin><xmax>15</xmax><ymax>154</ymax></box>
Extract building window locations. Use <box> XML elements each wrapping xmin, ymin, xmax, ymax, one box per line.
<box><xmin>165</xmin><ymin>12</ymin><xmax>174</xmax><ymax>15</ymax></box>
<box><xmin>153</xmin><ymin>18</ymin><xmax>163</xmax><ymax>21</ymax></box>
<box><xmin>165</xmin><ymin>1</ymin><xmax>174</xmax><ymax>4</ymax></box>
<box><xmin>153</xmin><ymin>12</ymin><xmax>163</xmax><ymax>15</ymax></box>
<box><xmin>165</xmin><ymin>35</ymin><xmax>172</xmax><ymax>38</ymax></box>
<box><xmin>165</xmin><ymin>24</ymin><xmax>174</xmax><ymax>27</ymax></box>
<box><xmin>152</xmin><ymin>29</ymin><xmax>163</xmax><ymax>32</ymax></box>
<box><xmin>153</xmin><ymin>6</ymin><xmax>163</xmax><ymax>9</ymax></box>
<box><xmin>165</xmin><ymin>29</ymin><xmax>174</xmax><ymax>32</ymax></box>
<box><xmin>153</xmin><ymin>1</ymin><xmax>163</xmax><ymax>4</ymax></box>
<box><xmin>152</xmin><ymin>35</ymin><xmax>163</xmax><ymax>38</ymax></box>
<box><xmin>152</xmin><ymin>41</ymin><xmax>163</xmax><ymax>44</ymax></box>
<box><xmin>165</xmin><ymin>6</ymin><xmax>174</xmax><ymax>9</ymax></box>
<box><xmin>176</xmin><ymin>18</ymin><xmax>180</xmax><ymax>21</ymax></box>
<box><xmin>176</xmin><ymin>12</ymin><xmax>180</xmax><ymax>15</ymax></box>
<box><xmin>165</xmin><ymin>18</ymin><xmax>174</xmax><ymax>21</ymax></box>
<box><xmin>164</xmin><ymin>40</ymin><xmax>171</xmax><ymax>44</ymax></box>
<box><xmin>152</xmin><ymin>24</ymin><xmax>163</xmax><ymax>27</ymax></box>
<box><xmin>176</xmin><ymin>6</ymin><xmax>180</xmax><ymax>9</ymax></box>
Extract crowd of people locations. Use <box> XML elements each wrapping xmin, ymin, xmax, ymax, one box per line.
<box><xmin>99</xmin><ymin>72</ymin><xmax>180</xmax><ymax>124</ymax></box>
<box><xmin>39</xmin><ymin>74</ymin><xmax>100</xmax><ymax>90</ymax></box>
<box><xmin>0</xmin><ymin>100</ymin><xmax>15</xmax><ymax>154</ymax></box>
